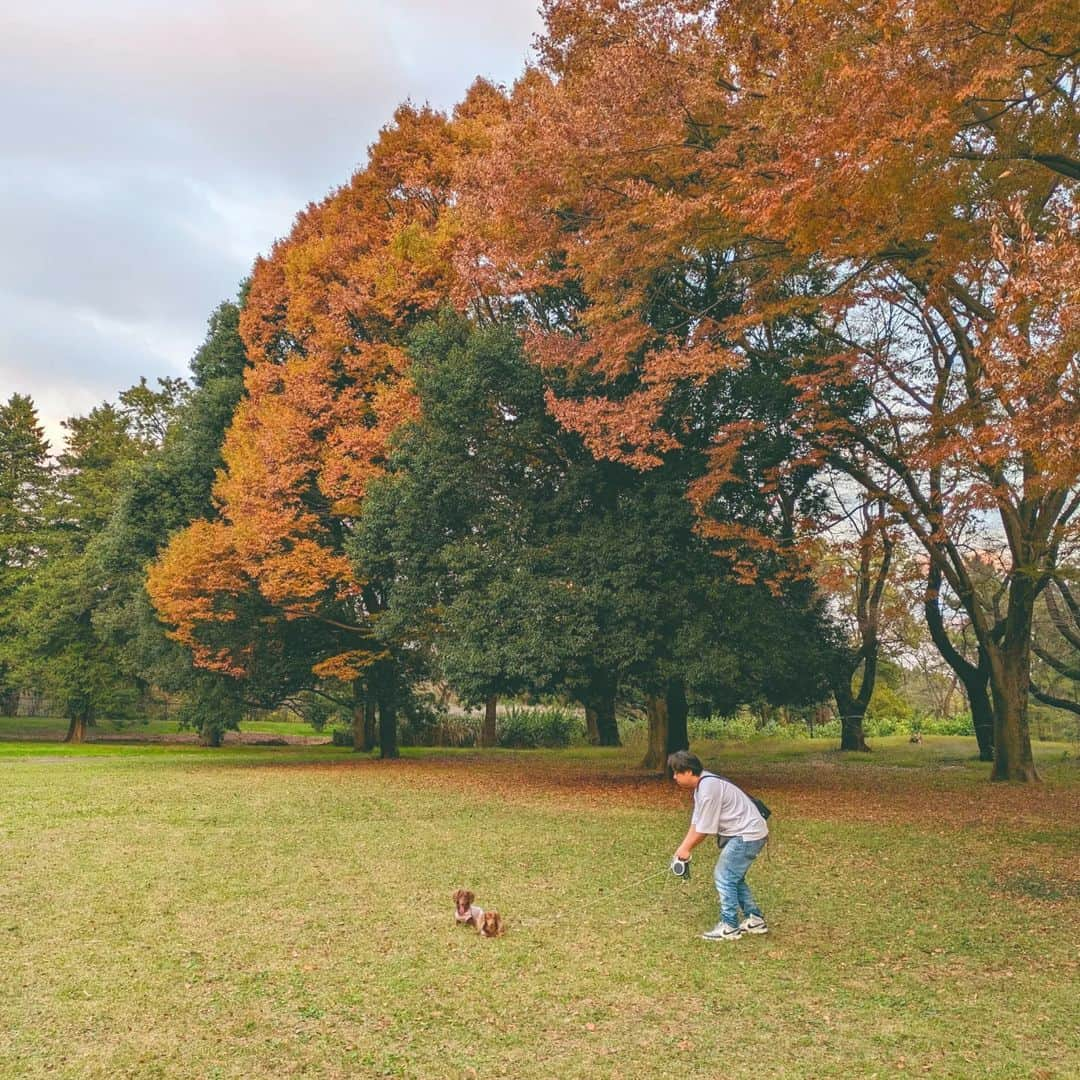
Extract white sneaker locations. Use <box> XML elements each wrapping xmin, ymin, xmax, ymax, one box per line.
<box><xmin>702</xmin><ymin>923</ymin><xmax>743</xmax><ymax>941</ymax></box>
<box><xmin>738</xmin><ymin>914</ymin><xmax>768</xmax><ymax>935</ymax></box>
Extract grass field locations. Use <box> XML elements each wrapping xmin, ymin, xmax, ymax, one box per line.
<box><xmin>0</xmin><ymin>729</ymin><xmax>1077</xmax><ymax>1079</ymax></box>
<box><xmin>0</xmin><ymin>715</ymin><xmax>327</xmax><ymax>741</ymax></box>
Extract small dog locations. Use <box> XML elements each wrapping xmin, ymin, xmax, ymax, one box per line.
<box><xmin>477</xmin><ymin>910</ymin><xmax>505</xmax><ymax>938</ymax></box>
<box><xmin>909</xmin><ymin>732</ymin><xmax>923</xmax><ymax>744</ymax></box>
<box><xmin>454</xmin><ymin>889</ymin><xmax>484</xmax><ymax>929</ymax></box>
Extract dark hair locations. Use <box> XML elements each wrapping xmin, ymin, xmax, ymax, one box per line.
<box><xmin>667</xmin><ymin>750</ymin><xmax>703</xmax><ymax>775</ymax></box>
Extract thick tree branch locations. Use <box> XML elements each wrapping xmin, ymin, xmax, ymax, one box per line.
<box><xmin>1032</xmin><ymin>641</ymin><xmax>1080</xmax><ymax>681</ymax></box>
<box><xmin>1030</xmin><ymin>684</ymin><xmax>1080</xmax><ymax>715</ymax></box>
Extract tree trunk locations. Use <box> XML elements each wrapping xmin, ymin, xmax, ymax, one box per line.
<box><xmin>584</xmin><ymin>705</ymin><xmax>600</xmax><ymax>745</ymax></box>
<box><xmin>349</xmin><ymin>679</ymin><xmax>366</xmax><ymax>751</ymax></box>
<box><xmin>666</xmin><ymin>678</ymin><xmax>688</xmax><ymax>757</ymax></box>
<box><xmin>968</xmin><ymin>676</ymin><xmax>995</xmax><ymax>762</ymax></box>
<box><xmin>977</xmin><ymin>568</ymin><xmax>1039</xmax><ymax>782</ymax></box>
<box><xmin>199</xmin><ymin>722</ymin><xmax>224</xmax><ymax>747</ymax></box>
<box><xmin>595</xmin><ymin>691</ymin><xmax>620</xmax><ymax>747</ymax></box>
<box><xmin>832</xmin><ymin>678</ymin><xmax>870</xmax><ymax>752</ymax></box>
<box><xmin>362</xmin><ymin>696</ymin><xmax>378</xmax><ymax>752</ymax></box>
<box><xmin>63</xmin><ymin>714</ymin><xmax>87</xmax><ymax>744</ymax></box>
<box><xmin>924</xmin><ymin>563</ymin><xmax>994</xmax><ymax>762</ymax></box>
<box><xmin>923</xmin><ymin>530</ymin><xmax>1039</xmax><ymax>779</ymax></box>
<box><xmin>376</xmin><ymin>673</ymin><xmax>400</xmax><ymax>760</ymax></box>
<box><xmin>641</xmin><ymin>680</ymin><xmax>688</xmax><ymax>771</ymax></box>
<box><xmin>986</xmin><ymin>637</ymin><xmax>1039</xmax><ymax>782</ymax></box>
<box><xmin>582</xmin><ymin>676</ymin><xmax>621</xmax><ymax>747</ymax></box>
<box><xmin>641</xmin><ymin>693</ymin><xmax>668</xmax><ymax>771</ymax></box>
<box><xmin>481</xmin><ymin>695</ymin><xmax>498</xmax><ymax>749</ymax></box>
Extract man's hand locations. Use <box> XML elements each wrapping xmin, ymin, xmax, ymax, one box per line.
<box><xmin>670</xmin><ymin>853</ymin><xmax>692</xmax><ymax>880</ymax></box>
<box><xmin>675</xmin><ymin>850</ymin><xmax>692</xmax><ymax>862</ymax></box>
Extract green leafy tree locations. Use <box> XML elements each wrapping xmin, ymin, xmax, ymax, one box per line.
<box><xmin>93</xmin><ymin>297</ymin><xmax>258</xmax><ymax>747</ymax></box>
<box><xmin>0</xmin><ymin>394</ymin><xmax>53</xmax><ymax>714</ymax></box>
<box><xmin>354</xmin><ymin>316</ymin><xmax>838</xmax><ymax>764</ymax></box>
<box><xmin>9</xmin><ymin>403</ymin><xmax>149</xmax><ymax>740</ymax></box>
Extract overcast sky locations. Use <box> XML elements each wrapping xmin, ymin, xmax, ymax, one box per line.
<box><xmin>0</xmin><ymin>1</ymin><xmax>543</xmax><ymax>449</ymax></box>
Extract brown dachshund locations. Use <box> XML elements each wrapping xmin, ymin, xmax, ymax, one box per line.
<box><xmin>477</xmin><ymin>910</ymin><xmax>505</xmax><ymax>938</ymax></box>
<box><xmin>453</xmin><ymin>889</ymin><xmax>483</xmax><ymax>929</ymax></box>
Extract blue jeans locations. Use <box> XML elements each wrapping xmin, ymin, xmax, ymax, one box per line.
<box><xmin>713</xmin><ymin>836</ymin><xmax>767</xmax><ymax>929</ymax></box>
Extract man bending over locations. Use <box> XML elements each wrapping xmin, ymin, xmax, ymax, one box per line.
<box><xmin>668</xmin><ymin>750</ymin><xmax>769</xmax><ymax>941</ymax></box>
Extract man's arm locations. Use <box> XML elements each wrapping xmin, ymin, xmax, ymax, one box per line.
<box><xmin>675</xmin><ymin>827</ymin><xmax>710</xmax><ymax>862</ymax></box>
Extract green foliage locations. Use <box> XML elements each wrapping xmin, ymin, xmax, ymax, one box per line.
<box><xmin>865</xmin><ymin>683</ymin><xmax>915</xmax><ymax>723</ymax></box>
<box><xmin>285</xmin><ymin>693</ymin><xmax>349</xmax><ymax>733</ymax></box>
<box><xmin>396</xmin><ymin>704</ymin><xmax>585</xmax><ymax>748</ymax></box>
<box><xmin>188</xmin><ymin>297</ymin><xmax>249</xmax><ymax>387</ymax></box>
<box><xmin>3</xmin><ymin>292</ymin><xmax>253</xmax><ymax>737</ymax></box>
<box><xmin>10</xmin><ymin>549</ymin><xmax>142</xmax><ymax>729</ymax></box>
<box><xmin>397</xmin><ymin>710</ymin><xmax>474</xmax><ymax>748</ymax></box>
<box><xmin>0</xmin><ymin>394</ymin><xmax>53</xmax><ymax>713</ymax></box>
<box><xmin>91</xmin><ymin>295</ymin><xmax>256</xmax><ymax>719</ymax></box>
<box><xmin>117</xmin><ymin>377</ymin><xmax>190</xmax><ymax>448</ymax></box>
<box><xmin>495</xmin><ymin>705</ymin><xmax>584</xmax><ymax>749</ymax></box>
<box><xmin>917</xmin><ymin>713</ymin><xmax>982</xmax><ymax>737</ymax></box>
<box><xmin>5</xmin><ymin>394</ymin><xmax>154</xmax><ymax>730</ymax></box>
<box><xmin>355</xmin><ymin>313</ymin><xmax>840</xmax><ymax>723</ymax></box>
<box><xmin>173</xmin><ymin>674</ymin><xmax>246</xmax><ymax>747</ymax></box>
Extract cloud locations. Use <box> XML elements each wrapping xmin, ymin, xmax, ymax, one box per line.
<box><xmin>0</xmin><ymin>0</ymin><xmax>544</xmax><ymax>450</ymax></box>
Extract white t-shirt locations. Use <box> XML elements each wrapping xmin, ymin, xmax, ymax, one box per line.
<box><xmin>692</xmin><ymin>772</ymin><xmax>769</xmax><ymax>841</ymax></box>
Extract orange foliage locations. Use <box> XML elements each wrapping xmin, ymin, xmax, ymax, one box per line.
<box><xmin>150</xmin><ymin>86</ymin><xmax>510</xmax><ymax>679</ymax></box>
<box><xmin>482</xmin><ymin>0</ymin><xmax>1078</xmax><ymax>496</ymax></box>
<box><xmin>474</xmin><ymin>0</ymin><xmax>1076</xmax><ymax>778</ymax></box>
<box><xmin>145</xmin><ymin>520</ymin><xmax>252</xmax><ymax>676</ymax></box>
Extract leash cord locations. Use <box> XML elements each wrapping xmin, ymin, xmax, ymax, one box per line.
<box><xmin>513</xmin><ymin>865</ymin><xmax>673</xmax><ymax>929</ymax></box>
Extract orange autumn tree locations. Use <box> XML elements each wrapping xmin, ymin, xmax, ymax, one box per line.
<box><xmin>148</xmin><ymin>86</ymin><xmax>510</xmax><ymax>753</ymax></box>
<box><xmin>479</xmin><ymin>0</ymin><xmax>1078</xmax><ymax>781</ymax></box>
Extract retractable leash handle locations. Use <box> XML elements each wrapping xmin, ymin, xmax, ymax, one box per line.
<box><xmin>669</xmin><ymin>855</ymin><xmax>691</xmax><ymax>881</ymax></box>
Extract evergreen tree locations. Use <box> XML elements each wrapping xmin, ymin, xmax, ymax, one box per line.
<box><xmin>8</xmin><ymin>402</ymin><xmax>148</xmax><ymax>740</ymax></box>
<box><xmin>0</xmin><ymin>394</ymin><xmax>53</xmax><ymax>714</ymax></box>
<box><xmin>94</xmin><ymin>297</ymin><xmax>255</xmax><ymax>746</ymax></box>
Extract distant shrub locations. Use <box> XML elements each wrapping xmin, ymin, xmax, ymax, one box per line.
<box><xmin>296</xmin><ymin>696</ymin><xmax>350</xmax><ymax>732</ymax></box>
<box><xmin>497</xmin><ymin>706</ymin><xmax>584</xmax><ymax>749</ymax></box>
<box><xmin>687</xmin><ymin>714</ymin><xmax>759</xmax><ymax>741</ymax></box>
<box><xmin>862</xmin><ymin>715</ymin><xmax>908</xmax><ymax>737</ymax></box>
<box><xmin>400</xmin><ymin>712</ymin><xmax>480</xmax><ymax>748</ymax></box>
<box><xmin>687</xmin><ymin>713</ymin><xmax>821</xmax><ymax>741</ymax></box>
<box><xmin>918</xmin><ymin>713</ymin><xmax>977</xmax><ymax>736</ymax></box>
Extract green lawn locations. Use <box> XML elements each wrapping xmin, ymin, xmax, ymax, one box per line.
<box><xmin>0</xmin><ymin>735</ymin><xmax>1076</xmax><ymax>1078</ymax></box>
<box><xmin>0</xmin><ymin>715</ymin><xmax>327</xmax><ymax>741</ymax></box>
